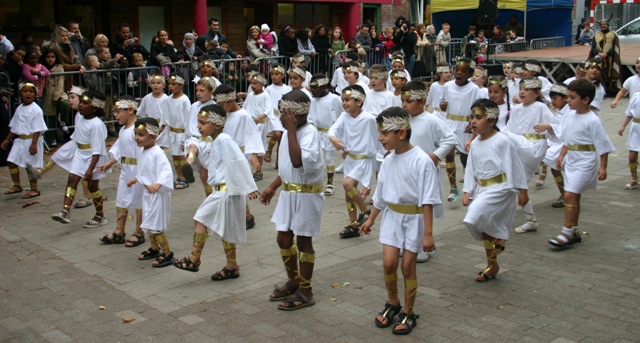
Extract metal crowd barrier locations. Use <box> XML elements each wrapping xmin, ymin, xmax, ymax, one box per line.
<box><xmin>446</xmin><ymin>40</ymin><xmax>463</xmax><ymax>64</ymax></box>
<box><xmin>486</xmin><ymin>41</ymin><xmax>529</xmax><ymax>61</ymax></box>
<box><xmin>172</xmin><ymin>58</ymin><xmax>251</xmax><ymax>99</ymax></box>
<box><xmin>529</xmin><ymin>36</ymin><xmax>565</xmax><ymax>50</ymax></box>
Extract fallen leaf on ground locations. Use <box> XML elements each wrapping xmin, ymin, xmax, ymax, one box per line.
<box><xmin>497</xmin><ymin>305</ymin><xmax>505</xmax><ymax>309</ymax></box>
<box><xmin>331</xmin><ymin>282</ymin><xmax>351</xmax><ymax>288</ymax></box>
<box><xmin>22</xmin><ymin>201</ymin><xmax>39</xmax><ymax>208</ymax></box>
<box><xmin>122</xmin><ymin>318</ymin><xmax>135</xmax><ymax>323</ymax></box>
<box><xmin>330</xmin><ymin>298</ymin><xmax>337</xmax><ymax>302</ymax></box>
<box><xmin>99</xmin><ymin>306</ymin><xmax>106</xmax><ymax>310</ymax></box>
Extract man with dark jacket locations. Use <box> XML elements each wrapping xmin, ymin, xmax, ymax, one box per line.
<box><xmin>200</xmin><ymin>18</ymin><xmax>238</xmax><ymax>58</ymax></box>
<box><xmin>393</xmin><ymin>22</ymin><xmax>417</xmax><ymax>75</ymax></box>
<box><xmin>109</xmin><ymin>23</ymin><xmax>150</xmax><ymax>66</ymax></box>
<box><xmin>68</xmin><ymin>22</ymin><xmax>90</xmax><ymax>64</ymax></box>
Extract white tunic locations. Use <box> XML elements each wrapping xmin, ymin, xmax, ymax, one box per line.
<box><xmin>478</xmin><ymin>87</ymin><xmax>489</xmax><ymax>100</ymax></box>
<box><xmin>561</xmin><ymin>110</ymin><xmax>615</xmax><ymax>194</ymax></box>
<box><xmin>137</xmin><ymin>145</ymin><xmax>174</xmax><ymax>232</ymax></box>
<box><xmin>543</xmin><ymin>104</ymin><xmax>570</xmax><ymax>169</ymax></box>
<box><xmin>193</xmin><ymin>133</ymin><xmax>258</xmax><ymax>244</ymax></box>
<box><xmin>265</xmin><ymin>83</ymin><xmax>291</xmax><ymax>132</ymax></box>
<box><xmin>51</xmin><ymin>113</ymin><xmax>82</xmax><ymax>171</ymax></box>
<box><xmin>225</xmin><ymin>109</ymin><xmax>265</xmax><ymax>157</ymax></box>
<box><xmin>390</xmin><ymin>95</ymin><xmax>402</xmax><ymax>107</ymax></box>
<box><xmin>386</xmin><ymin>69</ymin><xmax>411</xmax><ymax>90</ymax></box>
<box><xmin>590</xmin><ymin>82</ymin><xmax>606</xmax><ymax>114</ymax></box>
<box><xmin>504</xmin><ymin>101</ymin><xmax>560</xmax><ymax>180</ymax></box>
<box><xmin>539</xmin><ymin>76</ymin><xmax>552</xmax><ymax>102</ymax></box>
<box><xmin>109</xmin><ymin>125</ymin><xmax>144</xmax><ymax>209</ymax></box>
<box><xmin>137</xmin><ymin>93</ymin><xmax>168</xmax><ymax>120</ymax></box>
<box><xmin>309</xmin><ymin>93</ymin><xmax>342</xmax><ymax>153</ymax></box>
<box><xmin>625</xmin><ymin>92</ymin><xmax>640</xmax><ymax>151</ymax></box>
<box><xmin>184</xmin><ymin>99</ymin><xmax>215</xmax><ymax>170</ymax></box>
<box><xmin>496</xmin><ymin>102</ymin><xmax>509</xmax><ymax>130</ymax></box>
<box><xmin>426</xmin><ymin>81</ymin><xmax>447</xmax><ymax>121</ymax></box>
<box><xmin>272</xmin><ymin>123</ymin><xmax>325</xmax><ymax>237</ymax></box>
<box><xmin>7</xmin><ymin>103</ymin><xmax>47</xmax><ymax>168</ymax></box>
<box><xmin>328</xmin><ymin>111</ymin><xmax>380</xmax><ymax>187</ymax></box>
<box><xmin>409</xmin><ymin>111</ymin><xmax>457</xmax><ymax>220</ymax></box>
<box><xmin>508</xmin><ymin>78</ymin><xmax>520</xmax><ymax>107</ymax></box>
<box><xmin>363</xmin><ymin>89</ymin><xmax>394</xmax><ymax>115</ymax></box>
<box><xmin>159</xmin><ymin>94</ymin><xmax>191</xmax><ymax>155</ymax></box>
<box><xmin>442</xmin><ymin>80</ymin><xmax>482</xmax><ymax>153</ymax></box>
<box><xmin>243</xmin><ymin>90</ymin><xmax>274</xmax><ymax>151</ymax></box>
<box><xmin>622</xmin><ymin>74</ymin><xmax>640</xmax><ymax>96</ymax></box>
<box><xmin>68</xmin><ymin>116</ymin><xmax>109</xmax><ymax>180</ymax></box>
<box><xmin>563</xmin><ymin>76</ymin><xmax>576</xmax><ymax>86</ymax></box>
<box><xmin>373</xmin><ymin>147</ymin><xmax>442</xmax><ymax>253</ymax></box>
<box><xmin>463</xmin><ymin>132</ymin><xmax>528</xmax><ymax>241</ymax></box>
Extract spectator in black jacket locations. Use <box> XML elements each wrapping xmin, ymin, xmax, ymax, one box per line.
<box><xmin>310</xmin><ymin>24</ymin><xmax>332</xmax><ymax>73</ymax></box>
<box><xmin>68</xmin><ymin>22</ymin><xmax>90</xmax><ymax>64</ymax></box>
<box><xmin>278</xmin><ymin>26</ymin><xmax>298</xmax><ymax>69</ymax></box>
<box><xmin>109</xmin><ymin>23</ymin><xmax>150</xmax><ymax>67</ymax></box>
<box><xmin>200</xmin><ymin>18</ymin><xmax>238</xmax><ymax>58</ymax></box>
<box><xmin>393</xmin><ymin>22</ymin><xmax>417</xmax><ymax>75</ymax></box>
<box><xmin>149</xmin><ymin>29</ymin><xmax>177</xmax><ymax>68</ymax></box>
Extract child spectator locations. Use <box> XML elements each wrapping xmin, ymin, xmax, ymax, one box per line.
<box><xmin>549</xmin><ymin>79</ymin><xmax>615</xmax><ymax>248</ymax></box>
<box><xmin>41</xmin><ymin>49</ymin><xmax>71</xmax><ymax>146</ymax></box>
<box><xmin>379</xmin><ymin>28</ymin><xmax>396</xmax><ymax>68</ymax></box>
<box><xmin>435</xmin><ymin>23</ymin><xmax>451</xmax><ymax>64</ymax></box>
<box><xmin>331</xmin><ymin>27</ymin><xmax>345</xmax><ymax>52</ymax></box>
<box><xmin>462</xmin><ymin>99</ymin><xmax>529</xmax><ymax>281</ymax></box>
<box><xmin>21</xmin><ymin>50</ymin><xmax>49</xmax><ymax>106</ymax></box>
<box><xmin>95</xmin><ymin>46</ymin><xmax>128</xmax><ymax>136</ymax></box>
<box><xmin>258</xmin><ymin>24</ymin><xmax>275</xmax><ymax>54</ymax></box>
<box><xmin>577</xmin><ymin>24</ymin><xmax>595</xmax><ymax>45</ymax></box>
<box><xmin>174</xmin><ymin>104</ymin><xmax>259</xmax><ymax>278</ymax></box>
<box><xmin>96</xmin><ymin>97</ymin><xmax>145</xmax><ymax>246</ymax></box>
<box><xmin>359</xmin><ymin>107</ymin><xmax>439</xmax><ymax>334</ymax></box>
<box><xmin>347</xmin><ymin>38</ymin><xmax>366</xmax><ymax>57</ymax></box>
<box><xmin>2</xmin><ymin>82</ymin><xmax>47</xmax><ymax>198</ymax></box>
<box><xmin>127</xmin><ymin>52</ymin><xmax>150</xmax><ymax>101</ymax></box>
<box><xmin>462</xmin><ymin>26</ymin><xmax>479</xmax><ymax>60</ymax></box>
<box><xmin>128</xmin><ymin>117</ymin><xmax>175</xmax><ymax>267</ymax></box>
<box><xmin>260</xmin><ymin>90</ymin><xmax>324</xmax><ymax>310</ymax></box>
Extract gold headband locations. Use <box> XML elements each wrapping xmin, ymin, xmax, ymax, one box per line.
<box><xmin>390</xmin><ymin>70</ymin><xmax>407</xmax><ymax>79</ymax></box>
<box><xmin>69</xmin><ymin>85</ymin><xmax>86</xmax><ymax>96</ymax></box>
<box><xmin>342</xmin><ymin>89</ymin><xmax>365</xmax><ymax>101</ymax></box>
<box><xmin>342</xmin><ymin>66</ymin><xmax>359</xmax><ymax>73</ymax></box>
<box><xmin>116</xmin><ymin>99</ymin><xmax>138</xmax><ymax>110</ymax></box>
<box><xmin>278</xmin><ymin>100</ymin><xmax>311</xmax><ymax>116</ymax></box>
<box><xmin>309</xmin><ymin>78</ymin><xmax>329</xmax><ymax>87</ymax></box>
<box><xmin>520</xmin><ymin>78</ymin><xmax>542</xmax><ymax>89</ymax></box>
<box><xmin>471</xmin><ymin>108</ymin><xmax>499</xmax><ymax>120</ymax></box>
<box><xmin>488</xmin><ymin>79</ymin><xmax>508</xmax><ymax>88</ymax></box>
<box><xmin>524</xmin><ymin>63</ymin><xmax>541</xmax><ymax>73</ymax></box>
<box><xmin>271</xmin><ymin>65</ymin><xmax>286</xmax><ymax>75</ymax></box>
<box><xmin>202</xmin><ymin>60</ymin><xmax>213</xmax><ymax>67</ymax></box>
<box><xmin>378</xmin><ymin>116</ymin><xmax>410</xmax><ymax>131</ymax></box>
<box><xmin>473</xmin><ymin>70</ymin><xmax>488</xmax><ymax>78</ymax></box>
<box><xmin>214</xmin><ymin>92</ymin><xmax>236</xmax><ymax>103</ymax></box>
<box><xmin>392</xmin><ymin>57</ymin><xmax>405</xmax><ymax>66</ymax></box>
<box><xmin>169</xmin><ymin>75</ymin><xmax>185</xmax><ymax>84</ymax></box>
<box><xmin>20</xmin><ymin>82</ymin><xmax>37</xmax><ymax>92</ymax></box>
<box><xmin>292</xmin><ymin>56</ymin><xmax>305</xmax><ymax>63</ymax></box>
<box><xmin>369</xmin><ymin>71</ymin><xmax>387</xmax><ymax>80</ymax></box>
<box><xmin>401</xmin><ymin>90</ymin><xmax>427</xmax><ymax>100</ymax></box>
<box><xmin>198</xmin><ymin>109</ymin><xmax>226</xmax><ymax>126</ymax></box>
<box><xmin>514</xmin><ymin>67</ymin><xmax>523</xmax><ymax>74</ymax></box>
<box><xmin>198</xmin><ymin>76</ymin><xmax>217</xmax><ymax>90</ymax></box>
<box><xmin>436</xmin><ymin>66</ymin><xmax>450</xmax><ymax>73</ymax></box>
<box><xmin>249</xmin><ymin>71</ymin><xmax>267</xmax><ymax>85</ymax></box>
<box><xmin>550</xmin><ymin>84</ymin><xmax>568</xmax><ymax>95</ymax></box>
<box><xmin>456</xmin><ymin>60</ymin><xmax>476</xmax><ymax>69</ymax></box>
<box><xmin>137</xmin><ymin>123</ymin><xmax>159</xmax><ymax>136</ymax></box>
<box><xmin>502</xmin><ymin>62</ymin><xmax>512</xmax><ymax>68</ymax></box>
<box><xmin>586</xmin><ymin>61</ymin><xmax>601</xmax><ymax>69</ymax></box>
<box><xmin>289</xmin><ymin>67</ymin><xmax>306</xmax><ymax>79</ymax></box>
<box><xmin>82</xmin><ymin>95</ymin><xmax>105</xmax><ymax>109</ymax></box>
<box><xmin>151</xmin><ymin>75</ymin><xmax>166</xmax><ymax>83</ymax></box>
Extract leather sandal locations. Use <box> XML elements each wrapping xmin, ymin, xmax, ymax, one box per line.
<box><xmin>211</xmin><ymin>265</ymin><xmax>240</xmax><ymax>281</ymax></box>
<box><xmin>99</xmin><ymin>231</ymin><xmax>126</xmax><ymax>244</ymax></box>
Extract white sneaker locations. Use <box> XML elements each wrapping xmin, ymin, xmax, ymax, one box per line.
<box><xmin>514</xmin><ymin>221</ymin><xmax>538</xmax><ymax>233</ymax></box>
<box><xmin>335</xmin><ymin>163</ymin><xmax>344</xmax><ymax>173</ymax></box>
<box><xmin>417</xmin><ymin>250</ymin><xmax>430</xmax><ymax>263</ymax></box>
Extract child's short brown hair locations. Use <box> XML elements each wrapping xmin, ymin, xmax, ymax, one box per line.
<box><xmin>567</xmin><ymin>78</ymin><xmax>595</xmax><ymax>104</ymax></box>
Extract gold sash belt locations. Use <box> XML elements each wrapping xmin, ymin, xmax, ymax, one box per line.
<box><xmin>476</xmin><ymin>173</ymin><xmax>507</xmax><ymax>187</ymax></box>
<box><xmin>387</xmin><ymin>203</ymin><xmax>423</xmax><ymax>214</ymax></box>
<box><xmin>282</xmin><ymin>182</ymin><xmax>323</xmax><ymax>193</ymax></box>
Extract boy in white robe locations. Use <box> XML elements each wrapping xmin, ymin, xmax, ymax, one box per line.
<box><xmin>549</xmin><ymin>79</ymin><xmax>615</xmax><ymax>248</ymax></box>
<box><xmin>610</xmin><ymin>57</ymin><xmax>640</xmax><ymax>109</ymax></box>
<box><xmin>2</xmin><ymin>82</ymin><xmax>47</xmax><ymax>199</ymax></box>
<box><xmin>440</xmin><ymin>57</ymin><xmax>481</xmax><ymax>203</ymax></box>
<box><xmin>584</xmin><ymin>59</ymin><xmax>607</xmax><ymax>115</ymax></box>
<box><xmin>96</xmin><ymin>97</ymin><xmax>145</xmax><ymax>246</ymax></box>
<box><xmin>542</xmin><ymin>85</ymin><xmax>571</xmax><ymax>207</ymax></box>
<box><xmin>426</xmin><ymin>63</ymin><xmax>452</xmax><ymax>121</ymax></box>
<box><xmin>309</xmin><ymin>74</ymin><xmax>342</xmax><ymax>196</ymax></box>
<box><xmin>158</xmin><ymin>73</ymin><xmax>191</xmax><ymax>189</ymax></box>
<box><xmin>260</xmin><ymin>90</ymin><xmax>324</xmax><ymax>311</ymax></box>
<box><xmin>128</xmin><ymin>117</ymin><xmax>175</xmax><ymax>267</ymax></box>
<box><xmin>49</xmin><ymin>91</ymin><xmax>109</xmax><ymax>228</ymax></box>
<box><xmin>329</xmin><ymin>85</ymin><xmax>381</xmax><ymax>238</ymax></box>
<box><xmin>520</xmin><ymin>59</ymin><xmax>552</xmax><ymax>103</ymax></box>
<box><xmin>174</xmin><ymin>104</ymin><xmax>259</xmax><ymax>280</ymax></box>
<box><xmin>402</xmin><ymin>81</ymin><xmax>457</xmax><ymax>262</ymax></box>
<box><xmin>342</xmin><ymin>61</ymin><xmax>368</xmax><ymax>91</ymax></box>
<box><xmin>618</xmin><ymin>91</ymin><xmax>640</xmax><ymax>190</ymax></box>
<box><xmin>213</xmin><ymin>84</ymin><xmax>264</xmax><ymax>229</ymax></box>
<box><xmin>264</xmin><ymin>64</ymin><xmax>290</xmax><ymax>164</ymax></box>
<box><xmin>504</xmin><ymin>77</ymin><xmax>560</xmax><ymax>233</ymax></box>
<box><xmin>331</xmin><ymin>53</ymin><xmax>358</xmax><ymax>94</ymax></box>
<box><xmin>359</xmin><ymin>107</ymin><xmax>438</xmax><ymax>335</ymax></box>
<box><xmin>243</xmin><ymin>71</ymin><xmax>275</xmax><ymax>181</ymax></box>
<box><xmin>181</xmin><ymin>77</ymin><xmax>216</xmax><ymax>196</ymax></box>
<box><xmin>386</xmin><ymin>54</ymin><xmax>412</xmax><ymax>91</ymax></box>
<box><xmin>462</xmin><ymin>99</ymin><xmax>529</xmax><ymax>281</ymax></box>
<box><xmin>137</xmin><ymin>74</ymin><xmax>168</xmax><ymax>120</ymax></box>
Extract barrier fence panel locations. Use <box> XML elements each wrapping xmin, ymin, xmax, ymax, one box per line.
<box><xmin>172</xmin><ymin>58</ymin><xmax>251</xmax><ymax>100</ymax></box>
<box><xmin>486</xmin><ymin>41</ymin><xmax>528</xmax><ymax>61</ymax></box>
<box><xmin>446</xmin><ymin>40</ymin><xmax>463</xmax><ymax>64</ymax></box>
<box><xmin>529</xmin><ymin>36</ymin><xmax>565</xmax><ymax>50</ymax></box>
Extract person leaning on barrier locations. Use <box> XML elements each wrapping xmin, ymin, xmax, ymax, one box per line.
<box><xmin>109</xmin><ymin>23</ymin><xmax>150</xmax><ymax>67</ymax></box>
<box><xmin>68</xmin><ymin>21</ymin><xmax>90</xmax><ymax>63</ymax></box>
<box><xmin>200</xmin><ymin>17</ymin><xmax>239</xmax><ymax>58</ymax></box>
<box><xmin>49</xmin><ymin>26</ymin><xmax>86</xmax><ymax>93</ymax></box>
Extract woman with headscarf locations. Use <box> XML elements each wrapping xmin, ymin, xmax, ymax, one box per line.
<box><xmin>177</xmin><ymin>32</ymin><xmax>205</xmax><ymax>79</ymax></box>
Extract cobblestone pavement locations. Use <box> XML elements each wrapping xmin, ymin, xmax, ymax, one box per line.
<box><xmin>1</xmin><ymin>99</ymin><xmax>640</xmax><ymax>342</ymax></box>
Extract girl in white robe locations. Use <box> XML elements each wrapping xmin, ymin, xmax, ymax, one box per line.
<box><xmin>463</xmin><ymin>99</ymin><xmax>529</xmax><ymax>282</ymax></box>
<box><xmin>243</xmin><ymin>72</ymin><xmax>274</xmax><ymax>181</ymax></box>
<box><xmin>584</xmin><ymin>59</ymin><xmax>607</xmax><ymax>115</ymax></box>
<box><xmin>542</xmin><ymin>85</ymin><xmax>571</xmax><ymax>207</ymax></box>
<box><xmin>2</xmin><ymin>82</ymin><xmax>47</xmax><ymax>199</ymax></box>
<box><xmin>174</xmin><ymin>104</ymin><xmax>259</xmax><ymax>280</ymax></box>
<box><xmin>425</xmin><ymin>63</ymin><xmax>452</xmax><ymax>121</ymax></box>
<box><xmin>137</xmin><ymin>75</ymin><xmax>168</xmax><ymax>120</ymax></box>
<box><xmin>504</xmin><ymin>77</ymin><xmax>560</xmax><ymax>233</ymax></box>
<box><xmin>129</xmin><ymin>117</ymin><xmax>175</xmax><ymax>267</ymax></box>
<box><xmin>618</xmin><ymin>91</ymin><xmax>640</xmax><ymax>190</ymax></box>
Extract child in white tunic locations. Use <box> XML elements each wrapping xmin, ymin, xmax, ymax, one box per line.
<box><xmin>2</xmin><ymin>82</ymin><xmax>47</xmax><ymax>199</ymax></box>
<box><xmin>549</xmin><ymin>79</ymin><xmax>615</xmax><ymax>248</ymax></box>
<box><xmin>584</xmin><ymin>59</ymin><xmax>607</xmax><ymax>115</ymax></box>
<box><xmin>260</xmin><ymin>90</ymin><xmax>324</xmax><ymax>311</ymax></box>
<box><xmin>128</xmin><ymin>117</ymin><xmax>175</xmax><ymax>267</ymax></box>
<box><xmin>50</xmin><ymin>91</ymin><xmax>109</xmax><ymax>228</ymax></box>
<box><xmin>505</xmin><ymin>77</ymin><xmax>560</xmax><ymax>233</ymax></box>
<box><xmin>243</xmin><ymin>71</ymin><xmax>275</xmax><ymax>181</ymax></box>
<box><xmin>359</xmin><ymin>107</ymin><xmax>438</xmax><ymax>335</ymax></box>
<box><xmin>471</xmin><ymin>66</ymin><xmax>489</xmax><ymax>100</ymax></box>
<box><xmin>264</xmin><ymin>64</ymin><xmax>291</xmax><ymax>164</ymax></box>
<box><xmin>214</xmin><ymin>84</ymin><xmax>264</xmax><ymax>229</ymax></box>
<box><xmin>309</xmin><ymin>74</ymin><xmax>342</xmax><ymax>196</ymax></box>
<box><xmin>440</xmin><ymin>58</ymin><xmax>481</xmax><ymax>203</ymax></box>
<box><xmin>385</xmin><ymin>55</ymin><xmax>412</xmax><ymax>91</ymax></box>
<box><xmin>402</xmin><ymin>81</ymin><xmax>457</xmax><ymax>262</ymax></box>
<box><xmin>610</xmin><ymin>57</ymin><xmax>640</xmax><ymax>109</ymax></box>
<box><xmin>96</xmin><ymin>97</ymin><xmax>145</xmax><ymax>246</ymax></box>
<box><xmin>174</xmin><ymin>104</ymin><xmax>259</xmax><ymax>280</ymax></box>
<box><xmin>425</xmin><ymin>63</ymin><xmax>452</xmax><ymax>121</ymax></box>
<box><xmin>181</xmin><ymin>77</ymin><xmax>216</xmax><ymax>196</ymax></box>
<box><xmin>158</xmin><ymin>73</ymin><xmax>191</xmax><ymax>189</ymax></box>
<box><xmin>541</xmin><ymin>85</ymin><xmax>571</xmax><ymax>207</ymax></box>
<box><xmin>520</xmin><ymin>59</ymin><xmax>552</xmax><ymax>103</ymax></box>
<box><xmin>329</xmin><ymin>85</ymin><xmax>381</xmax><ymax>238</ymax></box>
<box><xmin>486</xmin><ymin>76</ymin><xmax>511</xmax><ymax>130</ymax></box>
<box><xmin>137</xmin><ymin>75</ymin><xmax>168</xmax><ymax>120</ymax></box>
<box><xmin>619</xmin><ymin>91</ymin><xmax>640</xmax><ymax>190</ymax></box>
<box><xmin>342</xmin><ymin>62</ymin><xmax>369</xmax><ymax>92</ymax></box>
<box><xmin>463</xmin><ymin>99</ymin><xmax>529</xmax><ymax>282</ymax></box>
<box><xmin>389</xmin><ymin>69</ymin><xmax>408</xmax><ymax>107</ymax></box>
<box><xmin>288</xmin><ymin>66</ymin><xmax>313</xmax><ymax>100</ymax></box>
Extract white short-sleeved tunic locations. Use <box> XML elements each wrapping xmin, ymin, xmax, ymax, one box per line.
<box><xmin>7</xmin><ymin>102</ymin><xmax>47</xmax><ymax>168</ymax></box>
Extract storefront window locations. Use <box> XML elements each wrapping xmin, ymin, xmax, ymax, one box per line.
<box><xmin>0</xmin><ymin>0</ymin><xmax>55</xmax><ymax>28</ymax></box>
<box><xmin>278</xmin><ymin>3</ymin><xmax>330</xmax><ymax>27</ymax></box>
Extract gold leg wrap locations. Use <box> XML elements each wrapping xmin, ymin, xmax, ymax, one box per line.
<box><xmin>327</xmin><ymin>165</ymin><xmax>335</xmax><ymax>172</ymax></box>
<box><xmin>65</xmin><ymin>187</ymin><xmax>77</xmax><ymax>198</ymax></box>
<box><xmin>564</xmin><ymin>203</ymin><xmax>578</xmax><ymax>211</ymax></box>
<box><xmin>82</xmin><ymin>179</ymin><xmax>89</xmax><ymax>188</ymax></box>
<box><xmin>554</xmin><ymin>176</ymin><xmax>564</xmax><ymax>183</ymax></box>
<box><xmin>483</xmin><ymin>239</ymin><xmax>494</xmax><ymax>250</ymax></box>
<box><xmin>187</xmin><ymin>152</ymin><xmax>197</xmax><ymax>160</ymax></box>
<box><xmin>155</xmin><ymin>232</ymin><xmax>170</xmax><ymax>253</ymax></box>
<box><xmin>90</xmin><ymin>190</ymin><xmax>104</xmax><ymax>210</ymax></box>
<box><xmin>9</xmin><ymin>167</ymin><xmax>19</xmax><ymax>175</ymax></box>
<box><xmin>223</xmin><ymin>240</ymin><xmax>237</xmax><ymax>263</ymax></box>
<box><xmin>90</xmin><ymin>190</ymin><xmax>102</xmax><ymax>199</ymax></box>
<box><xmin>154</xmin><ymin>232</ymin><xmax>167</xmax><ymax>244</ymax></box>
<box><xmin>191</xmin><ymin>232</ymin><xmax>207</xmax><ymax>259</ymax></box>
<box><xmin>299</xmin><ymin>274</ymin><xmax>312</xmax><ymax>289</ymax></box>
<box><xmin>176</xmin><ymin>159</ymin><xmax>185</xmax><ymax>167</ymax></box>
<box><xmin>148</xmin><ymin>232</ymin><xmax>158</xmax><ymax>247</ymax></box>
<box><xmin>63</xmin><ymin>204</ymin><xmax>71</xmax><ymax>210</ymax></box>
<box><xmin>327</xmin><ymin>175</ymin><xmax>334</xmax><ymax>185</ymax></box>
<box><xmin>280</xmin><ymin>244</ymin><xmax>299</xmax><ymax>279</ymax></box>
<box><xmin>346</xmin><ymin>187</ymin><xmax>359</xmax><ymax>199</ymax></box>
<box><xmin>630</xmin><ymin>163</ymin><xmax>638</xmax><ymax>179</ymax></box>
<box><xmin>445</xmin><ymin>162</ymin><xmax>456</xmax><ymax>169</ymax></box>
<box><xmin>299</xmin><ymin>252</ymin><xmax>315</xmax><ymax>263</ymax></box>
<box><xmin>404</xmin><ymin>278</ymin><xmax>418</xmax><ymax>299</ymax></box>
<box><xmin>27</xmin><ymin>172</ymin><xmax>37</xmax><ymax>190</ymax></box>
<box><xmin>116</xmin><ymin>206</ymin><xmax>129</xmax><ymax>213</ymax></box>
<box><xmin>346</xmin><ymin>202</ymin><xmax>356</xmax><ymax>213</ymax></box>
<box><xmin>384</xmin><ymin>272</ymin><xmax>398</xmax><ymax>296</ymax></box>
<box><xmin>384</xmin><ymin>272</ymin><xmax>398</xmax><ymax>282</ymax></box>
<box><xmin>193</xmin><ymin>232</ymin><xmax>208</xmax><ymax>244</ymax></box>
